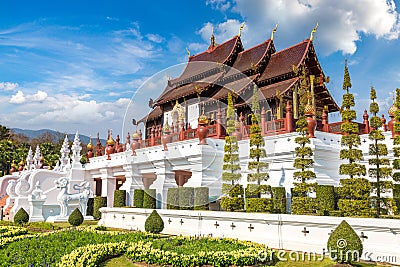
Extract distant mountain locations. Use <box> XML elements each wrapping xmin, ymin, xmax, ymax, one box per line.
<box><xmin>11</xmin><ymin>128</ymin><xmax>106</xmax><ymax>145</ymax></box>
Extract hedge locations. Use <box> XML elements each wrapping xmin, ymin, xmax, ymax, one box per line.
<box><xmin>133</xmin><ymin>189</ymin><xmax>144</xmax><ymax>208</ymax></box>
<box><xmin>395</xmin><ymin>198</ymin><xmax>400</xmax><ymax>215</ymax></box>
<box><xmin>93</xmin><ymin>196</ymin><xmax>107</xmax><ymax>220</ymax></box>
<box><xmin>113</xmin><ymin>190</ymin><xmax>126</xmax><ymax>207</ymax></box>
<box><xmin>194</xmin><ymin>187</ymin><xmax>209</xmax><ymax>210</ymax></box>
<box><xmin>86</xmin><ymin>198</ymin><xmax>94</xmax><ymax>216</ymax></box>
<box><xmin>337</xmin><ymin>199</ymin><xmax>374</xmax><ymax>217</ymax></box>
<box><xmin>272</xmin><ymin>187</ymin><xmax>286</xmax><ymax>213</ymax></box>
<box><xmin>143</xmin><ymin>189</ymin><xmax>156</xmax><ymax>209</ymax></box>
<box><xmin>394</xmin><ymin>184</ymin><xmax>400</xmax><ymax>198</ymax></box>
<box><xmin>167</xmin><ymin>188</ymin><xmax>179</xmax><ymax>210</ymax></box>
<box><xmin>316</xmin><ymin>185</ymin><xmax>336</xmax><ymax>215</ymax></box>
<box><xmin>179</xmin><ymin>187</ymin><xmax>194</xmax><ymax>210</ymax></box>
<box><xmin>246</xmin><ymin>198</ymin><xmax>273</xmax><ymax>213</ymax></box>
<box><xmin>291</xmin><ymin>197</ymin><xmax>316</xmax><ymax>215</ymax></box>
<box><xmin>220</xmin><ymin>197</ymin><xmax>244</xmax><ymax>211</ymax></box>
<box><xmin>246</xmin><ymin>184</ymin><xmax>272</xmax><ymax>198</ymax></box>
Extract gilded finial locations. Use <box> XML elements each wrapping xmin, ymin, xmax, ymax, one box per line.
<box><xmin>310</xmin><ymin>22</ymin><xmax>318</xmax><ymax>41</ymax></box>
<box><xmin>210</xmin><ymin>26</ymin><xmax>216</xmax><ymax>47</ymax></box>
<box><xmin>238</xmin><ymin>22</ymin><xmax>245</xmax><ymax>37</ymax></box>
<box><xmin>271</xmin><ymin>23</ymin><xmax>278</xmax><ymax>40</ymax></box>
<box><xmin>186</xmin><ymin>47</ymin><xmax>190</xmax><ymax>57</ymax></box>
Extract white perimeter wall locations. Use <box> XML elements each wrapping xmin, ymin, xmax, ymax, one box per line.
<box><xmin>99</xmin><ymin>208</ymin><xmax>400</xmax><ymax>264</ymax></box>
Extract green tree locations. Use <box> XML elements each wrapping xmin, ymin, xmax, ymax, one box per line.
<box><xmin>338</xmin><ymin>60</ymin><xmax>370</xmax><ymax>216</ymax></box>
<box><xmin>0</xmin><ymin>140</ymin><xmax>17</xmax><ymax>175</ymax></box>
<box><xmin>393</xmin><ymin>88</ymin><xmax>400</xmax><ymax>183</ymax></box>
<box><xmin>0</xmin><ymin>125</ymin><xmax>11</xmax><ymax>140</ymax></box>
<box><xmin>39</xmin><ymin>142</ymin><xmax>61</xmax><ymax>169</ymax></box>
<box><xmin>247</xmin><ymin>86</ymin><xmax>269</xmax><ymax>197</ymax></box>
<box><xmin>368</xmin><ymin>87</ymin><xmax>392</xmax><ymax>217</ymax></box>
<box><xmin>222</xmin><ymin>93</ymin><xmax>241</xmax><ymax>195</ymax></box>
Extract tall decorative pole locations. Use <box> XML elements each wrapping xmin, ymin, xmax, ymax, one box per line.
<box><xmin>363</xmin><ymin>110</ymin><xmax>370</xmax><ymax>134</ymax></box>
<box><xmin>388</xmin><ymin>97</ymin><xmax>397</xmax><ymax>138</ymax></box>
<box><xmin>310</xmin><ymin>75</ymin><xmax>316</xmax><ymax>119</ymax></box>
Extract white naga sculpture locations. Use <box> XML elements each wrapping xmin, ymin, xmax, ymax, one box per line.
<box><xmin>55</xmin><ymin>177</ymin><xmax>91</xmax><ymax>217</ymax></box>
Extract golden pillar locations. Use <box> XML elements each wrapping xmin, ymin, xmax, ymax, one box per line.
<box><xmin>309</xmin><ymin>75</ymin><xmax>316</xmax><ymax>119</ymax></box>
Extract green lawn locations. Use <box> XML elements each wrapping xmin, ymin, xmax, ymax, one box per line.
<box><xmin>100</xmin><ymin>255</ymin><xmax>140</xmax><ymax>267</ymax></box>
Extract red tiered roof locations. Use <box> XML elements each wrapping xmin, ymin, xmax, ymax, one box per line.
<box><xmin>259</xmin><ymin>77</ymin><xmax>299</xmax><ymax>99</ymax></box>
<box><xmin>258</xmin><ymin>40</ymin><xmax>310</xmax><ymax>82</ymax></box>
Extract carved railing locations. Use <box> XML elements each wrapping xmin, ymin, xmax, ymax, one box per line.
<box><xmin>326</xmin><ymin>121</ymin><xmax>366</xmax><ymax>135</ymax></box>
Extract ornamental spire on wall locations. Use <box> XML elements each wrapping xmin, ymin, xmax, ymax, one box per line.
<box><xmin>309</xmin><ymin>22</ymin><xmax>318</xmax><ymax>41</ymax></box>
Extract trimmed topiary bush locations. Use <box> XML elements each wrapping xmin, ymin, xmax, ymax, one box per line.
<box><xmin>179</xmin><ymin>187</ymin><xmax>194</xmax><ymax>210</ymax></box>
<box><xmin>194</xmin><ymin>187</ymin><xmax>209</xmax><ymax>210</ymax></box>
<box><xmin>143</xmin><ymin>189</ymin><xmax>156</xmax><ymax>209</ymax></box>
<box><xmin>113</xmin><ymin>190</ymin><xmax>126</xmax><ymax>207</ymax></box>
<box><xmin>316</xmin><ymin>185</ymin><xmax>335</xmax><ymax>215</ymax></box>
<box><xmin>394</xmin><ymin>184</ymin><xmax>400</xmax><ymax>198</ymax></box>
<box><xmin>272</xmin><ymin>187</ymin><xmax>286</xmax><ymax>213</ymax></box>
<box><xmin>337</xmin><ymin>199</ymin><xmax>374</xmax><ymax>217</ymax></box>
<box><xmin>93</xmin><ymin>196</ymin><xmax>107</xmax><ymax>220</ymax></box>
<box><xmin>144</xmin><ymin>210</ymin><xmax>164</xmax><ymax>234</ymax></box>
<box><xmin>220</xmin><ymin>197</ymin><xmax>244</xmax><ymax>211</ymax></box>
<box><xmin>14</xmin><ymin>208</ymin><xmax>29</xmax><ymax>225</ymax></box>
<box><xmin>86</xmin><ymin>197</ymin><xmax>94</xmax><ymax>216</ymax></box>
<box><xmin>133</xmin><ymin>189</ymin><xmax>144</xmax><ymax>208</ymax></box>
<box><xmin>327</xmin><ymin>220</ymin><xmax>363</xmax><ymax>263</ymax></box>
<box><xmin>167</xmin><ymin>187</ymin><xmax>179</xmax><ymax>209</ymax></box>
<box><xmin>291</xmin><ymin>196</ymin><xmax>316</xmax><ymax>215</ymax></box>
<box><xmin>68</xmin><ymin>208</ymin><xmax>84</xmax><ymax>226</ymax></box>
<box><xmin>246</xmin><ymin>198</ymin><xmax>273</xmax><ymax>212</ymax></box>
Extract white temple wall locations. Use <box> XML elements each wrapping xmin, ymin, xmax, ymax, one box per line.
<box><xmin>99</xmin><ymin>207</ymin><xmax>400</xmax><ymax>264</ymax></box>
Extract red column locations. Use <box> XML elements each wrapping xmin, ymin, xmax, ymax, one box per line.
<box><xmin>260</xmin><ymin>106</ymin><xmax>266</xmax><ymax>135</ymax></box>
<box><xmin>239</xmin><ymin>112</ymin><xmax>245</xmax><ymax>137</ymax></box>
<box><xmin>322</xmin><ymin>109</ymin><xmax>329</xmax><ymax>132</ymax></box>
<box><xmin>216</xmin><ymin>108</ymin><xmax>222</xmax><ymax>138</ymax></box>
<box><xmin>381</xmin><ymin>114</ymin><xmax>387</xmax><ymax>131</ymax></box>
<box><xmin>285</xmin><ymin>102</ymin><xmax>294</xmax><ymax>132</ymax></box>
<box><xmin>363</xmin><ymin>110</ymin><xmax>370</xmax><ymax>134</ymax></box>
<box><xmin>150</xmin><ymin>126</ymin><xmax>155</xmax><ymax>146</ymax></box>
<box><xmin>388</xmin><ymin>115</ymin><xmax>396</xmax><ymax>138</ymax></box>
<box><xmin>179</xmin><ymin>122</ymin><xmax>185</xmax><ymax>141</ymax></box>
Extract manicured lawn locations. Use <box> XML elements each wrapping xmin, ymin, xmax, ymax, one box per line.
<box><xmin>100</xmin><ymin>255</ymin><xmax>140</xmax><ymax>267</ymax></box>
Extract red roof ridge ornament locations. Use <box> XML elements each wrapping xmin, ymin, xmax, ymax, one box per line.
<box><xmin>309</xmin><ymin>22</ymin><xmax>318</xmax><ymax>42</ymax></box>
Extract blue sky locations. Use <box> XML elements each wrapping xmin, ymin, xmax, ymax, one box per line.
<box><xmin>0</xmin><ymin>0</ymin><xmax>399</xmax><ymax>137</ymax></box>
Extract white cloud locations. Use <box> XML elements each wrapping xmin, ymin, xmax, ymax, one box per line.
<box><xmin>0</xmin><ymin>82</ymin><xmax>19</xmax><ymax>91</ymax></box>
<box><xmin>206</xmin><ymin>0</ymin><xmax>231</xmax><ymax>12</ymax></box>
<box><xmin>9</xmin><ymin>90</ymin><xmax>48</xmax><ymax>104</ymax></box>
<box><xmin>201</xmin><ymin>0</ymin><xmax>400</xmax><ymax>55</ymax></box>
<box><xmin>31</xmin><ymin>90</ymin><xmax>48</xmax><ymax>102</ymax></box>
<box><xmin>146</xmin><ymin>33</ymin><xmax>164</xmax><ymax>43</ymax></box>
<box><xmin>9</xmin><ymin>90</ymin><xmax>26</xmax><ymax>104</ymax></box>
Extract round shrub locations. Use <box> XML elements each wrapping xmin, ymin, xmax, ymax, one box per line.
<box><xmin>143</xmin><ymin>189</ymin><xmax>156</xmax><ymax>209</ymax></box>
<box><xmin>14</xmin><ymin>208</ymin><xmax>29</xmax><ymax>225</ymax></box>
<box><xmin>68</xmin><ymin>208</ymin><xmax>84</xmax><ymax>226</ymax></box>
<box><xmin>144</xmin><ymin>210</ymin><xmax>164</xmax><ymax>234</ymax></box>
<box><xmin>327</xmin><ymin>220</ymin><xmax>363</xmax><ymax>263</ymax></box>
<box><xmin>113</xmin><ymin>190</ymin><xmax>126</xmax><ymax>207</ymax></box>
<box><xmin>134</xmin><ymin>189</ymin><xmax>144</xmax><ymax>208</ymax></box>
<box><xmin>93</xmin><ymin>196</ymin><xmax>107</xmax><ymax>220</ymax></box>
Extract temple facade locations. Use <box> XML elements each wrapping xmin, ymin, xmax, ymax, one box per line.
<box><xmin>0</xmin><ymin>30</ymin><xmax>397</xmax><ymax>220</ymax></box>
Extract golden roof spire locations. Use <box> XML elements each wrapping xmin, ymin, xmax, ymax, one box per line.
<box><xmin>186</xmin><ymin>47</ymin><xmax>190</xmax><ymax>57</ymax></box>
<box><xmin>271</xmin><ymin>23</ymin><xmax>278</xmax><ymax>40</ymax></box>
<box><xmin>310</xmin><ymin>22</ymin><xmax>319</xmax><ymax>41</ymax></box>
<box><xmin>87</xmin><ymin>135</ymin><xmax>94</xmax><ymax>150</ymax></box>
<box><xmin>210</xmin><ymin>26</ymin><xmax>216</xmax><ymax>47</ymax></box>
<box><xmin>238</xmin><ymin>22</ymin><xmax>245</xmax><ymax>37</ymax></box>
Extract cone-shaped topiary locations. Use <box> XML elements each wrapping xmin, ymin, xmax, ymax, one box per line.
<box><xmin>14</xmin><ymin>208</ymin><xmax>29</xmax><ymax>225</ymax></box>
<box><xmin>68</xmin><ymin>208</ymin><xmax>84</xmax><ymax>226</ymax></box>
<box><xmin>144</xmin><ymin>210</ymin><xmax>164</xmax><ymax>234</ymax></box>
<box><xmin>327</xmin><ymin>220</ymin><xmax>363</xmax><ymax>263</ymax></box>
